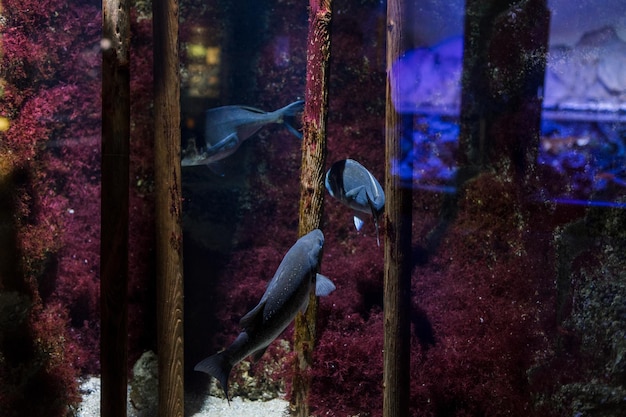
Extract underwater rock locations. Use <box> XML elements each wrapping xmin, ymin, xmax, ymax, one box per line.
<box><xmin>544</xmin><ymin>26</ymin><xmax>626</xmax><ymax>111</ymax></box>
<box><xmin>129</xmin><ymin>351</ymin><xmax>159</xmax><ymax>415</ymax></box>
<box><xmin>390</xmin><ymin>26</ymin><xmax>626</xmax><ymax>114</ymax></box>
<box><xmin>207</xmin><ymin>339</ymin><xmax>291</xmax><ymax>401</ymax></box>
<box><xmin>390</xmin><ymin>36</ymin><xmax>463</xmax><ymax>113</ymax></box>
<box><xmin>598</xmin><ymin>52</ymin><xmax>626</xmax><ymax>94</ymax></box>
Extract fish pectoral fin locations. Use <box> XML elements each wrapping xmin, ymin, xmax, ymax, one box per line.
<box><xmin>366</xmin><ymin>189</ymin><xmax>383</xmax><ymax>209</ymax></box>
<box><xmin>251</xmin><ymin>346</ymin><xmax>269</xmax><ymax>363</ymax></box>
<box><xmin>353</xmin><ymin>215</ymin><xmax>365</xmax><ymax>231</ymax></box>
<box><xmin>206</xmin><ymin>132</ymin><xmax>239</xmax><ymax>155</ymax></box>
<box><xmin>315</xmin><ymin>273</ymin><xmax>336</xmax><ymax>296</ymax></box>
<box><xmin>345</xmin><ymin>185</ymin><xmax>365</xmax><ymax>199</ymax></box>
<box><xmin>239</xmin><ymin>301</ymin><xmax>266</xmax><ymax>331</ymax></box>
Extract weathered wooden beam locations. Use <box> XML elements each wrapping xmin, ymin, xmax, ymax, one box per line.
<box><xmin>383</xmin><ymin>0</ymin><xmax>412</xmax><ymax>415</ymax></box>
<box><xmin>100</xmin><ymin>1</ymin><xmax>130</xmax><ymax>416</ymax></box>
<box><xmin>289</xmin><ymin>0</ymin><xmax>332</xmax><ymax>415</ymax></box>
<box><xmin>153</xmin><ymin>0</ymin><xmax>184</xmax><ymax>416</ymax></box>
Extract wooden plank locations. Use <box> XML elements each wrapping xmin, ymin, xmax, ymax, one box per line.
<box><xmin>153</xmin><ymin>0</ymin><xmax>184</xmax><ymax>416</ymax></box>
<box><xmin>100</xmin><ymin>1</ymin><xmax>130</xmax><ymax>416</ymax></box>
<box><xmin>383</xmin><ymin>0</ymin><xmax>412</xmax><ymax>415</ymax></box>
<box><xmin>289</xmin><ymin>0</ymin><xmax>332</xmax><ymax>415</ymax></box>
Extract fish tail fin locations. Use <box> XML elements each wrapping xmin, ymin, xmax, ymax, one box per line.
<box><xmin>194</xmin><ymin>352</ymin><xmax>233</xmax><ymax>402</ymax></box>
<box><xmin>280</xmin><ymin>100</ymin><xmax>304</xmax><ymax>139</ymax></box>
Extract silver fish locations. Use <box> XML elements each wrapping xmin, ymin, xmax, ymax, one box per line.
<box><xmin>325</xmin><ymin>159</ymin><xmax>385</xmax><ymax>246</ymax></box>
<box><xmin>194</xmin><ymin>229</ymin><xmax>335</xmax><ymax>400</ymax></box>
<box><xmin>181</xmin><ymin>100</ymin><xmax>304</xmax><ymax>168</ymax></box>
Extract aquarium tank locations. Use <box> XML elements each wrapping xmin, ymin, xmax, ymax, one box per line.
<box><xmin>0</xmin><ymin>0</ymin><xmax>625</xmax><ymax>416</ymax></box>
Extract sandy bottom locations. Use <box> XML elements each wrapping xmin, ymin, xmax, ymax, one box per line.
<box><xmin>76</xmin><ymin>377</ymin><xmax>289</xmax><ymax>417</ymax></box>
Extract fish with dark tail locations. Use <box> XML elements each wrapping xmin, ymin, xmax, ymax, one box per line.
<box><xmin>325</xmin><ymin>159</ymin><xmax>385</xmax><ymax>246</ymax></box>
<box><xmin>194</xmin><ymin>229</ymin><xmax>335</xmax><ymax>401</ymax></box>
<box><xmin>181</xmin><ymin>100</ymin><xmax>304</xmax><ymax>170</ymax></box>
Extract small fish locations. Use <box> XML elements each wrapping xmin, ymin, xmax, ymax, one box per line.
<box><xmin>181</xmin><ymin>100</ymin><xmax>304</xmax><ymax>169</ymax></box>
<box><xmin>194</xmin><ymin>229</ymin><xmax>335</xmax><ymax>401</ymax></box>
<box><xmin>325</xmin><ymin>159</ymin><xmax>385</xmax><ymax>246</ymax></box>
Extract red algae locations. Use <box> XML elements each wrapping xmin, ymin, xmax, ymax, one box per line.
<box><xmin>208</xmin><ymin>1</ymin><xmax>571</xmax><ymax>413</ymax></box>
<box><xmin>0</xmin><ymin>0</ymin><xmax>101</xmax><ymax>414</ymax></box>
<box><xmin>0</xmin><ymin>1</ymin><xmax>156</xmax><ymax>415</ymax></box>
<box><xmin>398</xmin><ymin>172</ymin><xmax>558</xmax><ymax>416</ymax></box>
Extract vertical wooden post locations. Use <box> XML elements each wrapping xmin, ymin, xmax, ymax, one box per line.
<box><xmin>289</xmin><ymin>0</ymin><xmax>332</xmax><ymax>415</ymax></box>
<box><xmin>384</xmin><ymin>0</ymin><xmax>412</xmax><ymax>416</ymax></box>
<box><xmin>101</xmin><ymin>1</ymin><xmax>130</xmax><ymax>417</ymax></box>
<box><xmin>153</xmin><ymin>0</ymin><xmax>184</xmax><ymax>416</ymax></box>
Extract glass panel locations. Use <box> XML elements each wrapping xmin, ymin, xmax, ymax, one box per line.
<box><xmin>1</xmin><ymin>0</ymin><xmax>624</xmax><ymax>416</ymax></box>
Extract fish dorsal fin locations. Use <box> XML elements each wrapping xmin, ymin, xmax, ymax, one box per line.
<box><xmin>239</xmin><ymin>301</ymin><xmax>266</xmax><ymax>331</ymax></box>
<box><xmin>345</xmin><ymin>185</ymin><xmax>365</xmax><ymax>200</ymax></box>
<box><xmin>315</xmin><ymin>273</ymin><xmax>336</xmax><ymax>296</ymax></box>
<box><xmin>236</xmin><ymin>105</ymin><xmax>267</xmax><ymax>114</ymax></box>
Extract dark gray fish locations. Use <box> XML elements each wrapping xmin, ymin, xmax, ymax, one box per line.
<box><xmin>181</xmin><ymin>100</ymin><xmax>304</xmax><ymax>168</ymax></box>
<box><xmin>194</xmin><ymin>229</ymin><xmax>335</xmax><ymax>401</ymax></box>
<box><xmin>325</xmin><ymin>159</ymin><xmax>385</xmax><ymax>246</ymax></box>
